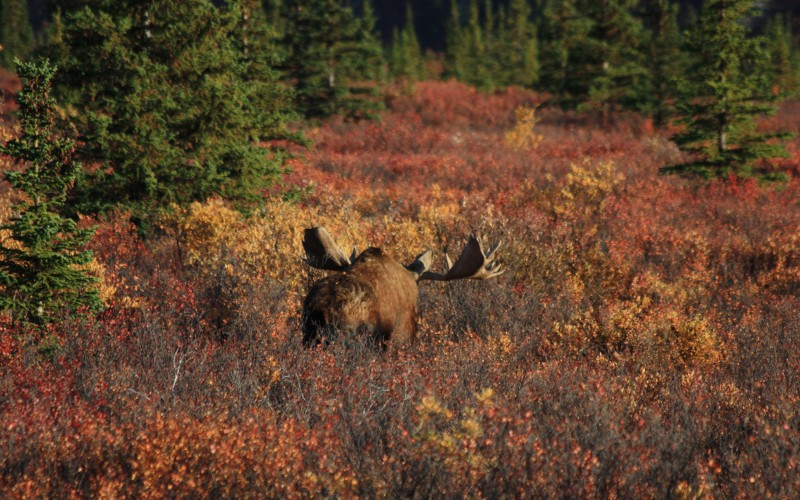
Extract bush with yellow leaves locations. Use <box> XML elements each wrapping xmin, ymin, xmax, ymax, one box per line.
<box><xmin>504</xmin><ymin>106</ymin><xmax>544</xmax><ymax>150</ymax></box>
<box><xmin>413</xmin><ymin>389</ymin><xmax>498</xmax><ymax>491</ymax></box>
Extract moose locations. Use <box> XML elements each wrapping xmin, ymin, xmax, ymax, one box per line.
<box><xmin>301</xmin><ymin>227</ymin><xmax>503</xmax><ymax>347</ymax></box>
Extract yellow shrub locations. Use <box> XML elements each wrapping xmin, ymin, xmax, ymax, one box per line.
<box><xmin>504</xmin><ymin>106</ymin><xmax>544</xmax><ymax>150</ymax></box>
<box><xmin>78</xmin><ymin>257</ymin><xmax>117</xmax><ymax>307</ymax></box>
<box><xmin>0</xmin><ymin>120</ymin><xmax>19</xmax><ymax>172</ymax></box>
<box><xmin>553</xmin><ymin>160</ymin><xmax>624</xmax><ymax>220</ymax></box>
<box><xmin>660</xmin><ymin>312</ymin><xmax>720</xmax><ymax>368</ymax></box>
<box><xmin>0</xmin><ymin>197</ymin><xmax>12</xmax><ymax>247</ymax></box>
<box><xmin>414</xmin><ymin>390</ymin><xmax>496</xmax><ymax>477</ymax></box>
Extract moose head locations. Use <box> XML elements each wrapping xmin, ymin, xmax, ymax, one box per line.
<box><xmin>301</xmin><ymin>227</ymin><xmax>503</xmax><ymax>348</ymax></box>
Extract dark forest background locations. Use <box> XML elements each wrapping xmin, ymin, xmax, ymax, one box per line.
<box><xmin>21</xmin><ymin>0</ymin><xmax>800</xmax><ymax>50</ymax></box>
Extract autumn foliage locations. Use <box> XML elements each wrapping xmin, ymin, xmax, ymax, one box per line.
<box><xmin>2</xmin><ymin>80</ymin><xmax>800</xmax><ymax>496</ymax></box>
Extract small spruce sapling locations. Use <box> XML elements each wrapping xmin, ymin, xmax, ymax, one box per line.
<box><xmin>0</xmin><ymin>59</ymin><xmax>101</xmax><ymax>325</ymax></box>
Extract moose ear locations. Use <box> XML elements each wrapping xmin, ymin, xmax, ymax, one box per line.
<box><xmin>406</xmin><ymin>249</ymin><xmax>433</xmax><ymax>279</ymax></box>
<box><xmin>303</xmin><ymin>227</ymin><xmax>355</xmax><ymax>271</ymax></box>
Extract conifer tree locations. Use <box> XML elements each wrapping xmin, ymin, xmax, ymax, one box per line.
<box><xmin>54</xmin><ymin>0</ymin><xmax>296</xmax><ymax>222</ymax></box>
<box><xmin>45</xmin><ymin>0</ymin><xmax>87</xmax><ymax>14</ymax></box>
<box><xmin>263</xmin><ymin>0</ymin><xmax>284</xmax><ymax>28</ymax></box>
<box><xmin>0</xmin><ymin>0</ymin><xmax>35</xmax><ymax>70</ymax></box>
<box><xmin>353</xmin><ymin>0</ymin><xmax>388</xmax><ymax>83</ymax></box>
<box><xmin>340</xmin><ymin>0</ymin><xmax>386</xmax><ymax>114</ymax></box>
<box><xmin>643</xmin><ymin>0</ymin><xmax>686</xmax><ymax>126</ymax></box>
<box><xmin>0</xmin><ymin>59</ymin><xmax>101</xmax><ymax>325</ymax></box>
<box><xmin>463</xmin><ymin>0</ymin><xmax>493</xmax><ymax>90</ymax></box>
<box><xmin>580</xmin><ymin>0</ymin><xmax>649</xmax><ymax>119</ymax></box>
<box><xmin>281</xmin><ymin>0</ymin><xmax>382</xmax><ymax>120</ymax></box>
<box><xmin>762</xmin><ymin>14</ymin><xmax>800</xmax><ymax>97</ymax></box>
<box><xmin>539</xmin><ymin>0</ymin><xmax>648</xmax><ymax>115</ymax></box>
<box><xmin>445</xmin><ymin>0</ymin><xmax>468</xmax><ymax>81</ymax></box>
<box><xmin>390</xmin><ymin>3</ymin><xmax>425</xmax><ymax>82</ymax></box>
<box><xmin>537</xmin><ymin>0</ymin><xmax>594</xmax><ymax>106</ymax></box>
<box><xmin>662</xmin><ymin>0</ymin><xmax>790</xmax><ymax>181</ymax></box>
<box><xmin>497</xmin><ymin>0</ymin><xmax>539</xmax><ymax>88</ymax></box>
<box><xmin>239</xmin><ymin>0</ymin><xmax>278</xmax><ymax>80</ymax></box>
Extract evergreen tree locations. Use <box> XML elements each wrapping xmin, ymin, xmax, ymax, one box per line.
<box><xmin>762</xmin><ymin>14</ymin><xmax>800</xmax><ymax>97</ymax></box>
<box><xmin>37</xmin><ymin>8</ymin><xmax>68</xmax><ymax>69</ymax></box>
<box><xmin>463</xmin><ymin>0</ymin><xmax>493</xmax><ymax>90</ymax></box>
<box><xmin>340</xmin><ymin>0</ymin><xmax>386</xmax><ymax>113</ymax></box>
<box><xmin>354</xmin><ymin>0</ymin><xmax>388</xmax><ymax>83</ymax></box>
<box><xmin>0</xmin><ymin>59</ymin><xmax>101</xmax><ymax>325</ymax></box>
<box><xmin>497</xmin><ymin>0</ymin><xmax>539</xmax><ymax>88</ymax></box>
<box><xmin>445</xmin><ymin>0</ymin><xmax>468</xmax><ymax>81</ymax></box>
<box><xmin>389</xmin><ymin>3</ymin><xmax>425</xmax><ymax>82</ymax></box>
<box><xmin>662</xmin><ymin>0</ymin><xmax>790</xmax><ymax>181</ymax></box>
<box><xmin>262</xmin><ymin>0</ymin><xmax>284</xmax><ymax>27</ymax></box>
<box><xmin>54</xmin><ymin>0</ymin><xmax>296</xmax><ymax>222</ymax></box>
<box><xmin>239</xmin><ymin>0</ymin><xmax>277</xmax><ymax>80</ymax></box>
<box><xmin>445</xmin><ymin>0</ymin><xmax>491</xmax><ymax>88</ymax></box>
<box><xmin>280</xmin><ymin>0</ymin><xmax>382</xmax><ymax>120</ymax></box>
<box><xmin>539</xmin><ymin>0</ymin><xmax>648</xmax><ymax>116</ymax></box>
<box><xmin>643</xmin><ymin>0</ymin><xmax>686</xmax><ymax>126</ymax></box>
<box><xmin>580</xmin><ymin>0</ymin><xmax>649</xmax><ymax>119</ymax></box>
<box><xmin>537</xmin><ymin>0</ymin><xmax>594</xmax><ymax>106</ymax></box>
<box><xmin>0</xmin><ymin>0</ymin><xmax>35</xmax><ymax>70</ymax></box>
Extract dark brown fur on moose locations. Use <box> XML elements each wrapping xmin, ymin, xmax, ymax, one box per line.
<box><xmin>301</xmin><ymin>227</ymin><xmax>503</xmax><ymax>347</ymax></box>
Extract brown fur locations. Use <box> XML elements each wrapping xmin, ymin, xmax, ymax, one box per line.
<box><xmin>302</xmin><ymin>247</ymin><xmax>420</xmax><ymax>347</ymax></box>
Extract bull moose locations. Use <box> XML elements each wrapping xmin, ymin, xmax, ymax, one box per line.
<box><xmin>301</xmin><ymin>227</ymin><xmax>503</xmax><ymax>347</ymax></box>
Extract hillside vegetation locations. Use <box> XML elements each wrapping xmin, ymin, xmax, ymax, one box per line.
<box><xmin>2</xmin><ymin>81</ymin><xmax>800</xmax><ymax>496</ymax></box>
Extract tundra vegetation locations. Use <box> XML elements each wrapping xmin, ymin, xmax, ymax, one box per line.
<box><xmin>1</xmin><ymin>79</ymin><xmax>799</xmax><ymax>497</ymax></box>
<box><xmin>1</xmin><ymin>0</ymin><xmax>800</xmax><ymax>497</ymax></box>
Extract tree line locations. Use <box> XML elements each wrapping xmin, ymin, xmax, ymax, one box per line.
<box><xmin>0</xmin><ymin>0</ymin><xmax>797</xmax><ymax>325</ymax></box>
<box><xmin>2</xmin><ymin>2</ymin><xmax>799</xmax><ymax>117</ymax></box>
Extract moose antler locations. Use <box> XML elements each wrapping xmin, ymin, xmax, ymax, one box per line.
<box><xmin>303</xmin><ymin>227</ymin><xmax>356</xmax><ymax>271</ymax></box>
<box><xmin>419</xmin><ymin>235</ymin><xmax>503</xmax><ymax>281</ymax></box>
<box><xmin>405</xmin><ymin>249</ymin><xmax>434</xmax><ymax>277</ymax></box>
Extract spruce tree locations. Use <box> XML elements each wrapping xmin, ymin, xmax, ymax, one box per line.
<box><xmin>643</xmin><ymin>0</ymin><xmax>686</xmax><ymax>126</ymax></box>
<box><xmin>0</xmin><ymin>59</ymin><xmax>101</xmax><ymax>325</ymax></box>
<box><xmin>280</xmin><ymin>0</ymin><xmax>382</xmax><ymax>120</ymax></box>
<box><xmin>580</xmin><ymin>0</ymin><xmax>649</xmax><ymax>119</ymax></box>
<box><xmin>340</xmin><ymin>0</ymin><xmax>386</xmax><ymax>116</ymax></box>
<box><xmin>45</xmin><ymin>0</ymin><xmax>87</xmax><ymax>14</ymax></box>
<box><xmin>0</xmin><ymin>0</ymin><xmax>35</xmax><ymax>70</ymax></box>
<box><xmin>263</xmin><ymin>0</ymin><xmax>285</xmax><ymax>28</ymax></box>
<box><xmin>538</xmin><ymin>0</ymin><xmax>649</xmax><ymax>116</ymax></box>
<box><xmin>463</xmin><ymin>0</ymin><xmax>493</xmax><ymax>90</ymax></box>
<box><xmin>237</xmin><ymin>0</ymin><xmax>299</xmax><ymax>135</ymax></box>
<box><xmin>445</xmin><ymin>0</ymin><xmax>468</xmax><ymax>81</ymax></box>
<box><xmin>537</xmin><ymin>0</ymin><xmax>595</xmax><ymax>107</ymax></box>
<box><xmin>762</xmin><ymin>14</ymin><xmax>799</xmax><ymax>97</ymax></box>
<box><xmin>354</xmin><ymin>0</ymin><xmax>388</xmax><ymax>83</ymax></box>
<box><xmin>662</xmin><ymin>0</ymin><xmax>790</xmax><ymax>181</ymax></box>
<box><xmin>390</xmin><ymin>3</ymin><xmax>425</xmax><ymax>82</ymax></box>
<box><xmin>54</xmin><ymin>0</ymin><xmax>296</xmax><ymax>222</ymax></box>
<box><xmin>239</xmin><ymin>0</ymin><xmax>278</xmax><ymax>81</ymax></box>
<box><xmin>497</xmin><ymin>0</ymin><xmax>539</xmax><ymax>88</ymax></box>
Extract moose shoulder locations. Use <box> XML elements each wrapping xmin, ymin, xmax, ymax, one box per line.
<box><xmin>301</xmin><ymin>227</ymin><xmax>503</xmax><ymax>347</ymax></box>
